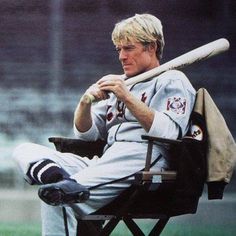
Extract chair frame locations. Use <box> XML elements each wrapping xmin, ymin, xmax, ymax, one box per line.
<box><xmin>49</xmin><ymin>133</ymin><xmax>206</xmax><ymax>236</ymax></box>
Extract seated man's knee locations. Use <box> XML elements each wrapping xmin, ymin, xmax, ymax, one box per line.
<box><xmin>13</xmin><ymin>143</ymin><xmax>35</xmax><ymax>162</ymax></box>
<box><xmin>12</xmin><ymin>142</ymin><xmax>45</xmax><ymax>175</ymax></box>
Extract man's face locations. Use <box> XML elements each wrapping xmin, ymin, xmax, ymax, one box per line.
<box><xmin>116</xmin><ymin>41</ymin><xmax>156</xmax><ymax>77</ymax></box>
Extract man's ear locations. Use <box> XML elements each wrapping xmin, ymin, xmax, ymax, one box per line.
<box><xmin>148</xmin><ymin>42</ymin><xmax>157</xmax><ymax>56</ymax></box>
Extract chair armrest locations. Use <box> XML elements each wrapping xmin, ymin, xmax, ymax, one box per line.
<box><xmin>48</xmin><ymin>137</ymin><xmax>106</xmax><ymax>158</ymax></box>
<box><xmin>134</xmin><ymin>170</ymin><xmax>177</xmax><ymax>191</ymax></box>
<box><xmin>135</xmin><ymin>170</ymin><xmax>177</xmax><ymax>184</ymax></box>
<box><xmin>141</xmin><ymin>135</ymin><xmax>183</xmax><ymax>172</ymax></box>
<box><xmin>141</xmin><ymin>135</ymin><xmax>182</xmax><ymax>145</ymax></box>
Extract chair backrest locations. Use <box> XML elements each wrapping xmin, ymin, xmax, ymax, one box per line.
<box><xmin>174</xmin><ymin>110</ymin><xmax>207</xmax><ymax>198</ymax></box>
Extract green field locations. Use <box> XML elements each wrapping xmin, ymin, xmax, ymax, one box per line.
<box><xmin>0</xmin><ymin>221</ymin><xmax>235</xmax><ymax>236</ymax></box>
<box><xmin>0</xmin><ymin>223</ymin><xmax>40</xmax><ymax>236</ymax></box>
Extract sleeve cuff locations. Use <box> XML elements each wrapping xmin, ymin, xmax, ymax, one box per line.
<box><xmin>148</xmin><ymin>111</ymin><xmax>179</xmax><ymax>139</ymax></box>
<box><xmin>73</xmin><ymin>121</ymin><xmax>100</xmax><ymax>141</ymax></box>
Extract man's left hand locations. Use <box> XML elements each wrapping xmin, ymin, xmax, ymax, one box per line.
<box><xmin>97</xmin><ymin>74</ymin><xmax>130</xmax><ymax>102</ymax></box>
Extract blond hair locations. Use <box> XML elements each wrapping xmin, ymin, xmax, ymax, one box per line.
<box><xmin>112</xmin><ymin>14</ymin><xmax>165</xmax><ymax>60</ymax></box>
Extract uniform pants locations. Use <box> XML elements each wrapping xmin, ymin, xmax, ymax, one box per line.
<box><xmin>13</xmin><ymin>141</ymin><xmax>165</xmax><ymax>236</ymax></box>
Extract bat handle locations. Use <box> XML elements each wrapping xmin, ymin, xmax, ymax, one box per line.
<box><xmin>80</xmin><ymin>93</ymin><xmax>96</xmax><ymax>104</ymax></box>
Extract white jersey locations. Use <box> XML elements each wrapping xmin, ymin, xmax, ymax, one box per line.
<box><xmin>74</xmin><ymin>70</ymin><xmax>196</xmax><ymax>144</ymax></box>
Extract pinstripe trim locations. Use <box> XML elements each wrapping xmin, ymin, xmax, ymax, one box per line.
<box><xmin>30</xmin><ymin>160</ymin><xmax>45</xmax><ymax>182</ymax></box>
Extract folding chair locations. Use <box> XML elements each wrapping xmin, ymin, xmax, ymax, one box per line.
<box><xmin>48</xmin><ymin>110</ymin><xmax>207</xmax><ymax>236</ymax></box>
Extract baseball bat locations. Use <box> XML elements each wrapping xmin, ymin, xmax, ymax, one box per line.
<box><xmin>82</xmin><ymin>38</ymin><xmax>230</xmax><ymax>103</ymax></box>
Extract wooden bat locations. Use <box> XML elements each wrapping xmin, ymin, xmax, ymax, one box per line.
<box><xmin>82</xmin><ymin>38</ymin><xmax>230</xmax><ymax>103</ymax></box>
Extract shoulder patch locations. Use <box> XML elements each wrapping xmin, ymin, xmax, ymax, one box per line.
<box><xmin>167</xmin><ymin>97</ymin><xmax>186</xmax><ymax>114</ymax></box>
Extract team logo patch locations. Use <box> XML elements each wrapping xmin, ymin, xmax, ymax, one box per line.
<box><xmin>167</xmin><ymin>97</ymin><xmax>186</xmax><ymax>114</ymax></box>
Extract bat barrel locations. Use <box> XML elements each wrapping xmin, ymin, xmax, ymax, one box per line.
<box><xmin>125</xmin><ymin>38</ymin><xmax>230</xmax><ymax>86</ymax></box>
<box><xmin>83</xmin><ymin>38</ymin><xmax>230</xmax><ymax>102</ymax></box>
<box><xmin>204</xmin><ymin>38</ymin><xmax>230</xmax><ymax>57</ymax></box>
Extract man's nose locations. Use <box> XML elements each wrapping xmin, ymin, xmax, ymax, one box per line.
<box><xmin>119</xmin><ymin>49</ymin><xmax>128</xmax><ymax>61</ymax></box>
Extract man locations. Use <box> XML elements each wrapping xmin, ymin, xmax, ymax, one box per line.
<box><xmin>13</xmin><ymin>13</ymin><xmax>196</xmax><ymax>235</ymax></box>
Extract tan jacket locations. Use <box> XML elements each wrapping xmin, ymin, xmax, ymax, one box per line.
<box><xmin>194</xmin><ymin>88</ymin><xmax>236</xmax><ymax>185</ymax></box>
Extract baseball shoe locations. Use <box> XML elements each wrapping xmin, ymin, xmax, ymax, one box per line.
<box><xmin>38</xmin><ymin>179</ymin><xmax>90</xmax><ymax>206</ymax></box>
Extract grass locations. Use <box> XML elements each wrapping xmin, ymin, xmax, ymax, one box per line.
<box><xmin>0</xmin><ymin>223</ymin><xmax>41</xmax><ymax>236</ymax></box>
<box><xmin>111</xmin><ymin>221</ymin><xmax>236</xmax><ymax>236</ymax></box>
<box><xmin>0</xmin><ymin>221</ymin><xmax>235</xmax><ymax>236</ymax></box>
<box><xmin>162</xmin><ymin>224</ymin><xmax>236</xmax><ymax>236</ymax></box>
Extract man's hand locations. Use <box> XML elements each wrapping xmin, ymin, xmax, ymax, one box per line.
<box><xmin>83</xmin><ymin>83</ymin><xmax>109</xmax><ymax>103</ymax></box>
<box><xmin>75</xmin><ymin>83</ymin><xmax>108</xmax><ymax>133</ymax></box>
<box><xmin>76</xmin><ymin>74</ymin><xmax>154</xmax><ymax>133</ymax></box>
<box><xmin>98</xmin><ymin>74</ymin><xmax>155</xmax><ymax>132</ymax></box>
<box><xmin>97</xmin><ymin>74</ymin><xmax>130</xmax><ymax>102</ymax></box>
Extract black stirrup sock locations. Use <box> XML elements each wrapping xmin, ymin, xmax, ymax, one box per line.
<box><xmin>26</xmin><ymin>159</ymin><xmax>70</xmax><ymax>185</ymax></box>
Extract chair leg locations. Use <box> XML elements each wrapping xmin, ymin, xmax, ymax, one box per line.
<box><xmin>98</xmin><ymin>218</ymin><xmax>120</xmax><ymax>236</ymax></box>
<box><xmin>77</xmin><ymin>220</ymin><xmax>104</xmax><ymax>236</ymax></box>
<box><xmin>149</xmin><ymin>217</ymin><xmax>169</xmax><ymax>236</ymax></box>
<box><xmin>123</xmin><ymin>217</ymin><xmax>145</xmax><ymax>236</ymax></box>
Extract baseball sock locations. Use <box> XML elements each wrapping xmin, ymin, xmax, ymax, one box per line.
<box><xmin>26</xmin><ymin>159</ymin><xmax>70</xmax><ymax>185</ymax></box>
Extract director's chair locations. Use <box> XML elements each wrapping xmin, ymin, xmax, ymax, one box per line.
<box><xmin>49</xmin><ymin>110</ymin><xmax>207</xmax><ymax>236</ymax></box>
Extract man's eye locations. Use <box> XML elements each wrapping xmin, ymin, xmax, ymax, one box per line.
<box><xmin>126</xmin><ymin>46</ymin><xmax>135</xmax><ymax>51</ymax></box>
<box><xmin>115</xmin><ymin>46</ymin><xmax>135</xmax><ymax>53</ymax></box>
<box><xmin>116</xmin><ymin>48</ymin><xmax>121</xmax><ymax>53</ymax></box>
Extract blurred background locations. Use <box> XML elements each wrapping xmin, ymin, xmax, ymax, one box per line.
<box><xmin>0</xmin><ymin>0</ymin><xmax>235</xmax><ymax>235</ymax></box>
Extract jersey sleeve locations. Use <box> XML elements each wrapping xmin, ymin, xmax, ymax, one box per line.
<box><xmin>148</xmin><ymin>70</ymin><xmax>196</xmax><ymax>139</ymax></box>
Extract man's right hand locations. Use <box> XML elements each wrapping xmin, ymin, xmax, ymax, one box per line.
<box><xmin>74</xmin><ymin>82</ymin><xmax>109</xmax><ymax>132</ymax></box>
<box><xmin>82</xmin><ymin>83</ymin><xmax>109</xmax><ymax>103</ymax></box>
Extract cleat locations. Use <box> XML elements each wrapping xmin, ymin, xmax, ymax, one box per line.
<box><xmin>38</xmin><ymin>179</ymin><xmax>90</xmax><ymax>206</ymax></box>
